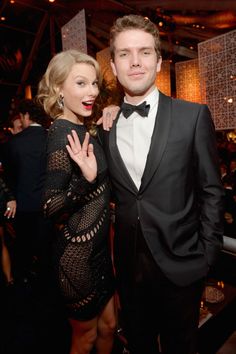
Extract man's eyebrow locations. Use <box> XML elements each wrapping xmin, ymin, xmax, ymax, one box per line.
<box><xmin>116</xmin><ymin>46</ymin><xmax>154</xmax><ymax>51</ymax></box>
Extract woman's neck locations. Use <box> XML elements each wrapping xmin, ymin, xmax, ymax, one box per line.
<box><xmin>58</xmin><ymin>114</ymin><xmax>84</xmax><ymax>125</ymax></box>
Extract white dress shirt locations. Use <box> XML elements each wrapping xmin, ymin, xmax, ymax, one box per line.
<box><xmin>117</xmin><ymin>88</ymin><xmax>159</xmax><ymax>189</ymax></box>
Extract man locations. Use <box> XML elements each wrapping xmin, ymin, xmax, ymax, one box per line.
<box><xmin>66</xmin><ymin>14</ymin><xmax>224</xmax><ymax>354</ymax></box>
<box><xmin>104</xmin><ymin>15</ymin><xmax>224</xmax><ymax>354</ymax></box>
<box><xmin>5</xmin><ymin>99</ymin><xmax>51</xmax><ymax>282</ymax></box>
<box><xmin>9</xmin><ymin>113</ymin><xmax>23</xmax><ymax>135</ymax></box>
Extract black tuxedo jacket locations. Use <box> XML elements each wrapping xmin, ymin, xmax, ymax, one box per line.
<box><xmin>100</xmin><ymin>92</ymin><xmax>224</xmax><ymax>287</ymax></box>
<box><xmin>5</xmin><ymin>126</ymin><xmax>47</xmax><ymax>212</ymax></box>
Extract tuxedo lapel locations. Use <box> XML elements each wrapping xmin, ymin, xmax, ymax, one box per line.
<box><xmin>109</xmin><ymin>112</ymin><xmax>138</xmax><ymax>194</ymax></box>
<box><xmin>140</xmin><ymin>93</ymin><xmax>172</xmax><ymax>193</ymax></box>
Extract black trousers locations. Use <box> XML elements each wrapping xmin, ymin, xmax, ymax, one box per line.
<box><xmin>13</xmin><ymin>211</ymin><xmax>53</xmax><ymax>280</ymax></box>
<box><xmin>118</xmin><ymin>225</ymin><xmax>204</xmax><ymax>354</ymax></box>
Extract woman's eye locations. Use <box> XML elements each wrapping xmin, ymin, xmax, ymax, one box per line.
<box><xmin>77</xmin><ymin>81</ymin><xmax>85</xmax><ymax>86</ymax></box>
<box><xmin>93</xmin><ymin>81</ymin><xmax>99</xmax><ymax>87</ymax></box>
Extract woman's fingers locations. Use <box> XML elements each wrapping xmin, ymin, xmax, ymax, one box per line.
<box><xmin>81</xmin><ymin>132</ymin><xmax>90</xmax><ymax>152</ymax></box>
<box><xmin>87</xmin><ymin>143</ymin><xmax>94</xmax><ymax>157</ymax></box>
<box><xmin>97</xmin><ymin>105</ymin><xmax>119</xmax><ymax>131</ymax></box>
<box><xmin>67</xmin><ymin>130</ymin><xmax>81</xmax><ymax>153</ymax></box>
<box><xmin>66</xmin><ymin>131</ymin><xmax>92</xmax><ymax>161</ymax></box>
<box><xmin>4</xmin><ymin>202</ymin><xmax>16</xmax><ymax>219</ymax></box>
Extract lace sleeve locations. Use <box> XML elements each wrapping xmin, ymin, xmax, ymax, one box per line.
<box><xmin>43</xmin><ymin>124</ymin><xmax>96</xmax><ymax>220</ymax></box>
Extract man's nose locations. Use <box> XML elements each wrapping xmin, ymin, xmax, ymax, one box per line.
<box><xmin>130</xmin><ymin>53</ymin><xmax>141</xmax><ymax>67</ymax></box>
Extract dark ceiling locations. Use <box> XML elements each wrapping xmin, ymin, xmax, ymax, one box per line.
<box><xmin>0</xmin><ymin>0</ymin><xmax>236</xmax><ymax>123</ymax></box>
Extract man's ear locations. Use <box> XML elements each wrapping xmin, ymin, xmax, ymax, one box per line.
<box><xmin>156</xmin><ymin>57</ymin><xmax>162</xmax><ymax>73</ymax></box>
<box><xmin>110</xmin><ymin>59</ymin><xmax>117</xmax><ymax>77</ymax></box>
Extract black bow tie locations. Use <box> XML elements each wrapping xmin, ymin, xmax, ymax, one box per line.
<box><xmin>121</xmin><ymin>101</ymin><xmax>150</xmax><ymax>118</ymax></box>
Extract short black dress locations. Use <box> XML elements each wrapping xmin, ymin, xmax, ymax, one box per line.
<box><xmin>43</xmin><ymin>119</ymin><xmax>115</xmax><ymax>320</ymax></box>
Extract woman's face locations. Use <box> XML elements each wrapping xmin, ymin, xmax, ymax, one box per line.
<box><xmin>60</xmin><ymin>63</ymin><xmax>99</xmax><ymax>122</ymax></box>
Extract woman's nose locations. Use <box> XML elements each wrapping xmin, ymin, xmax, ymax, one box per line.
<box><xmin>88</xmin><ymin>85</ymin><xmax>98</xmax><ymax>95</ymax></box>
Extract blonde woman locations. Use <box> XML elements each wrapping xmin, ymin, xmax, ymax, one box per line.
<box><xmin>37</xmin><ymin>50</ymin><xmax>116</xmax><ymax>354</ymax></box>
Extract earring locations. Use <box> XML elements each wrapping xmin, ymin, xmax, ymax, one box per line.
<box><xmin>57</xmin><ymin>94</ymin><xmax>64</xmax><ymax>109</ymax></box>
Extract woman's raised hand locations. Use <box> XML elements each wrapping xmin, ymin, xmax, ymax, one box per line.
<box><xmin>66</xmin><ymin>130</ymin><xmax>97</xmax><ymax>182</ymax></box>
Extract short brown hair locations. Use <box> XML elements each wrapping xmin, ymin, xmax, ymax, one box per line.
<box><xmin>18</xmin><ymin>98</ymin><xmax>47</xmax><ymax>125</ymax></box>
<box><xmin>110</xmin><ymin>14</ymin><xmax>161</xmax><ymax>61</ymax></box>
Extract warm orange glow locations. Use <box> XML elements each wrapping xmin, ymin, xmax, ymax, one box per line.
<box><xmin>49</xmin><ymin>0</ymin><xmax>55</xmax><ymax>2</ymax></box>
<box><xmin>25</xmin><ymin>85</ymin><xmax>32</xmax><ymax>99</ymax></box>
<box><xmin>1</xmin><ymin>16</ymin><xmax>6</xmax><ymax>21</ymax></box>
<box><xmin>175</xmin><ymin>59</ymin><xmax>203</xmax><ymax>104</ymax></box>
<box><xmin>10</xmin><ymin>0</ymin><xmax>15</xmax><ymax>3</ymax></box>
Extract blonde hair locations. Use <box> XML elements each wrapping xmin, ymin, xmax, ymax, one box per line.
<box><xmin>37</xmin><ymin>50</ymin><xmax>102</xmax><ymax>134</ymax></box>
<box><xmin>110</xmin><ymin>14</ymin><xmax>161</xmax><ymax>61</ymax></box>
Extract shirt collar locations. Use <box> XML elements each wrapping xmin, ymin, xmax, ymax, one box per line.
<box><xmin>29</xmin><ymin>122</ymin><xmax>41</xmax><ymax>127</ymax></box>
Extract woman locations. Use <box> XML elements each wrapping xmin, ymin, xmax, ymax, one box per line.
<box><xmin>37</xmin><ymin>50</ymin><xmax>116</xmax><ymax>354</ymax></box>
<box><xmin>0</xmin><ymin>176</ymin><xmax>16</xmax><ymax>285</ymax></box>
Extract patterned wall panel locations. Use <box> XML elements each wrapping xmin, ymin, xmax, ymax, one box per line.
<box><xmin>61</xmin><ymin>9</ymin><xmax>87</xmax><ymax>53</ymax></box>
<box><xmin>175</xmin><ymin>59</ymin><xmax>203</xmax><ymax>103</ymax></box>
<box><xmin>155</xmin><ymin>60</ymin><xmax>171</xmax><ymax>96</ymax></box>
<box><xmin>198</xmin><ymin>29</ymin><xmax>236</xmax><ymax>130</ymax></box>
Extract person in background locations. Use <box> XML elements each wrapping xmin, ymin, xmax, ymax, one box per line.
<box><xmin>229</xmin><ymin>158</ymin><xmax>236</xmax><ymax>189</ymax></box>
<box><xmin>37</xmin><ymin>49</ymin><xmax>116</xmax><ymax>354</ymax></box>
<box><xmin>4</xmin><ymin>98</ymin><xmax>51</xmax><ymax>283</ymax></box>
<box><xmin>67</xmin><ymin>14</ymin><xmax>224</xmax><ymax>354</ymax></box>
<box><xmin>0</xmin><ymin>176</ymin><xmax>16</xmax><ymax>286</ymax></box>
<box><xmin>0</xmin><ymin>114</ymin><xmax>22</xmax><ymax>289</ymax></box>
<box><xmin>222</xmin><ymin>174</ymin><xmax>236</xmax><ymax>237</ymax></box>
<box><xmin>8</xmin><ymin>113</ymin><xmax>23</xmax><ymax>135</ymax></box>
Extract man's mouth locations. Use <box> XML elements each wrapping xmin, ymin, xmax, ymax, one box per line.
<box><xmin>128</xmin><ymin>72</ymin><xmax>145</xmax><ymax>79</ymax></box>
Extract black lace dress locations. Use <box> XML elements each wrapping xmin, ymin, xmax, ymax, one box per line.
<box><xmin>43</xmin><ymin>119</ymin><xmax>115</xmax><ymax>321</ymax></box>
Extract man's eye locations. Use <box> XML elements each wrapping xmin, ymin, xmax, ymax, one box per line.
<box><xmin>143</xmin><ymin>51</ymin><xmax>151</xmax><ymax>55</ymax></box>
<box><xmin>119</xmin><ymin>52</ymin><xmax>127</xmax><ymax>57</ymax></box>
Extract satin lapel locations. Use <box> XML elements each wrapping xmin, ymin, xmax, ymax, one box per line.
<box><xmin>140</xmin><ymin>93</ymin><xmax>172</xmax><ymax>193</ymax></box>
<box><xmin>109</xmin><ymin>111</ymin><xmax>138</xmax><ymax>194</ymax></box>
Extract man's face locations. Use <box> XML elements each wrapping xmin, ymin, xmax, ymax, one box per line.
<box><xmin>20</xmin><ymin>112</ymin><xmax>30</xmax><ymax>129</ymax></box>
<box><xmin>111</xmin><ymin>29</ymin><xmax>162</xmax><ymax>103</ymax></box>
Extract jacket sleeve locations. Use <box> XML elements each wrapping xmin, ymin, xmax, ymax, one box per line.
<box><xmin>194</xmin><ymin>104</ymin><xmax>225</xmax><ymax>266</ymax></box>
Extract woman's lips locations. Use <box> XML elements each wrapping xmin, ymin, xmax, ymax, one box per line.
<box><xmin>82</xmin><ymin>101</ymin><xmax>94</xmax><ymax>110</ymax></box>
